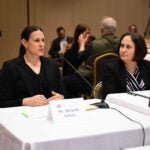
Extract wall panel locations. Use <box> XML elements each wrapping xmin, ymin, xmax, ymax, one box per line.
<box><xmin>0</xmin><ymin>0</ymin><xmax>27</xmax><ymax>67</ymax></box>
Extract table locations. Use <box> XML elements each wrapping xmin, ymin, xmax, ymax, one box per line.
<box><xmin>124</xmin><ymin>145</ymin><xmax>150</xmax><ymax>150</ymax></box>
<box><xmin>105</xmin><ymin>90</ymin><xmax>150</xmax><ymax>116</ymax></box>
<box><xmin>0</xmin><ymin>99</ymin><xmax>150</xmax><ymax>150</ymax></box>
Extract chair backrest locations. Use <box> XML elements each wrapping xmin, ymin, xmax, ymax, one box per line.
<box><xmin>88</xmin><ymin>52</ymin><xmax>118</xmax><ymax>98</ymax></box>
<box><xmin>86</xmin><ymin>52</ymin><xmax>118</xmax><ymax>99</ymax></box>
<box><xmin>93</xmin><ymin>81</ymin><xmax>102</xmax><ymax>99</ymax></box>
<box><xmin>93</xmin><ymin>52</ymin><xmax>118</xmax><ymax>86</ymax></box>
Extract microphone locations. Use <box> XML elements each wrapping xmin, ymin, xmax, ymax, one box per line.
<box><xmin>90</xmin><ymin>100</ymin><xmax>109</xmax><ymax>108</ymax></box>
<box><xmin>62</xmin><ymin>55</ymin><xmax>94</xmax><ymax>90</ymax></box>
<box><xmin>128</xmin><ymin>92</ymin><xmax>150</xmax><ymax>107</ymax></box>
<box><xmin>62</xmin><ymin>55</ymin><xmax>109</xmax><ymax>108</ymax></box>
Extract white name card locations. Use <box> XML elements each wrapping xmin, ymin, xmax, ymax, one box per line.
<box><xmin>48</xmin><ymin>98</ymin><xmax>85</xmax><ymax>123</ymax></box>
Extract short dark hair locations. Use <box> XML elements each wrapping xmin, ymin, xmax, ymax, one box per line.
<box><xmin>118</xmin><ymin>32</ymin><xmax>147</xmax><ymax>61</ymax></box>
<box><xmin>19</xmin><ymin>25</ymin><xmax>43</xmax><ymax>56</ymax></box>
<box><xmin>56</xmin><ymin>26</ymin><xmax>65</xmax><ymax>33</ymax></box>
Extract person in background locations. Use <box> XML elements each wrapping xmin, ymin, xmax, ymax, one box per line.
<box><xmin>102</xmin><ymin>32</ymin><xmax>150</xmax><ymax>99</ymax></box>
<box><xmin>48</xmin><ymin>26</ymin><xmax>73</xmax><ymax>58</ymax></box>
<box><xmin>62</xmin><ymin>23</ymin><xmax>92</xmax><ymax>76</ymax></box>
<box><xmin>88</xmin><ymin>35</ymin><xmax>96</xmax><ymax>42</ymax></box>
<box><xmin>78</xmin><ymin>16</ymin><xmax>119</xmax><ymax>78</ymax></box>
<box><xmin>128</xmin><ymin>24</ymin><xmax>138</xmax><ymax>33</ymax></box>
<box><xmin>63</xmin><ymin>16</ymin><xmax>119</xmax><ymax>98</ymax></box>
<box><xmin>0</xmin><ymin>25</ymin><xmax>64</xmax><ymax>107</ymax></box>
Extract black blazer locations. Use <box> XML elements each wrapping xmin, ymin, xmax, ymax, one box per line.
<box><xmin>49</xmin><ymin>36</ymin><xmax>73</xmax><ymax>58</ymax></box>
<box><xmin>63</xmin><ymin>42</ymin><xmax>92</xmax><ymax>76</ymax></box>
<box><xmin>102</xmin><ymin>59</ymin><xmax>150</xmax><ymax>99</ymax></box>
<box><xmin>0</xmin><ymin>56</ymin><xmax>64</xmax><ymax>107</ymax></box>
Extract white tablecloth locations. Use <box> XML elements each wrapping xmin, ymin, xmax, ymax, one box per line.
<box><xmin>106</xmin><ymin>90</ymin><xmax>150</xmax><ymax>116</ymax></box>
<box><xmin>0</xmin><ymin>99</ymin><xmax>150</xmax><ymax>150</ymax></box>
<box><xmin>124</xmin><ymin>145</ymin><xmax>150</xmax><ymax>150</ymax></box>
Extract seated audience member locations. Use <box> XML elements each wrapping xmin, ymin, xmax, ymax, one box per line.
<box><xmin>88</xmin><ymin>35</ymin><xmax>96</xmax><ymax>42</ymax></box>
<box><xmin>0</xmin><ymin>25</ymin><xmax>64</xmax><ymax>107</ymax></box>
<box><xmin>128</xmin><ymin>24</ymin><xmax>138</xmax><ymax>33</ymax></box>
<box><xmin>63</xmin><ymin>24</ymin><xmax>92</xmax><ymax>76</ymax></box>
<box><xmin>63</xmin><ymin>16</ymin><xmax>119</xmax><ymax>98</ymax></box>
<box><xmin>102</xmin><ymin>32</ymin><xmax>150</xmax><ymax>99</ymax></box>
<box><xmin>48</xmin><ymin>26</ymin><xmax>73</xmax><ymax>58</ymax></box>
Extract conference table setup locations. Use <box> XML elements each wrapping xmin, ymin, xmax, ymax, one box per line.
<box><xmin>1</xmin><ymin>91</ymin><xmax>150</xmax><ymax>150</ymax></box>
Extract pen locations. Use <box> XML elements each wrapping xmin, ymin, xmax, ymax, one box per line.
<box><xmin>21</xmin><ymin>112</ymin><xmax>29</xmax><ymax>118</ymax></box>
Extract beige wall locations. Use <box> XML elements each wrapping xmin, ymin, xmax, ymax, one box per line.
<box><xmin>0</xmin><ymin>0</ymin><xmax>149</xmax><ymax>68</ymax></box>
<box><xmin>0</xmin><ymin>0</ymin><xmax>27</xmax><ymax>68</ymax></box>
<box><xmin>30</xmin><ymin>0</ymin><xmax>150</xmax><ymax>55</ymax></box>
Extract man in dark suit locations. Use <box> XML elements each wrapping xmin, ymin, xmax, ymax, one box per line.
<box><xmin>48</xmin><ymin>26</ymin><xmax>73</xmax><ymax>58</ymax></box>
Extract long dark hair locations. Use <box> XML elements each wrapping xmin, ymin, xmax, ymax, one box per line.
<box><xmin>73</xmin><ymin>24</ymin><xmax>90</xmax><ymax>44</ymax></box>
<box><xmin>19</xmin><ymin>25</ymin><xmax>43</xmax><ymax>56</ymax></box>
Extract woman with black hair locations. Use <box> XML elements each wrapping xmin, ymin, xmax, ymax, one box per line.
<box><xmin>0</xmin><ymin>25</ymin><xmax>64</xmax><ymax>107</ymax></box>
<box><xmin>102</xmin><ymin>32</ymin><xmax>150</xmax><ymax>99</ymax></box>
<box><xmin>62</xmin><ymin>24</ymin><xmax>92</xmax><ymax>76</ymax></box>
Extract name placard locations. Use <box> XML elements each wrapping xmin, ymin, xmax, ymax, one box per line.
<box><xmin>48</xmin><ymin>98</ymin><xmax>85</xmax><ymax>123</ymax></box>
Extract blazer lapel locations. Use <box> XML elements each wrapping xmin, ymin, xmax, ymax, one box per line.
<box><xmin>40</xmin><ymin>57</ymin><xmax>52</xmax><ymax>91</ymax></box>
<box><xmin>139</xmin><ymin>61</ymin><xmax>150</xmax><ymax>89</ymax></box>
<box><xmin>16</xmin><ymin>56</ymin><xmax>34</xmax><ymax>96</ymax></box>
<box><xmin>119</xmin><ymin>60</ymin><xmax>127</xmax><ymax>92</ymax></box>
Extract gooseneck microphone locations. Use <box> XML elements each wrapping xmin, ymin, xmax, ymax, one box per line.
<box><xmin>62</xmin><ymin>55</ymin><xmax>93</xmax><ymax>90</ymax></box>
<box><xmin>128</xmin><ymin>92</ymin><xmax>150</xmax><ymax>107</ymax></box>
<box><xmin>91</xmin><ymin>101</ymin><xmax>109</xmax><ymax>108</ymax></box>
<box><xmin>61</xmin><ymin>55</ymin><xmax>109</xmax><ymax>108</ymax></box>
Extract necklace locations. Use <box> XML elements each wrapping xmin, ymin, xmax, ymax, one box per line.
<box><xmin>24</xmin><ymin>55</ymin><xmax>41</xmax><ymax>74</ymax></box>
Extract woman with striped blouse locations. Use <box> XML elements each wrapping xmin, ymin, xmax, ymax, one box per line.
<box><xmin>102</xmin><ymin>32</ymin><xmax>150</xmax><ymax>99</ymax></box>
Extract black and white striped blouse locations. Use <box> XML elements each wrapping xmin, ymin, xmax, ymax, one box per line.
<box><xmin>126</xmin><ymin>66</ymin><xmax>145</xmax><ymax>92</ymax></box>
